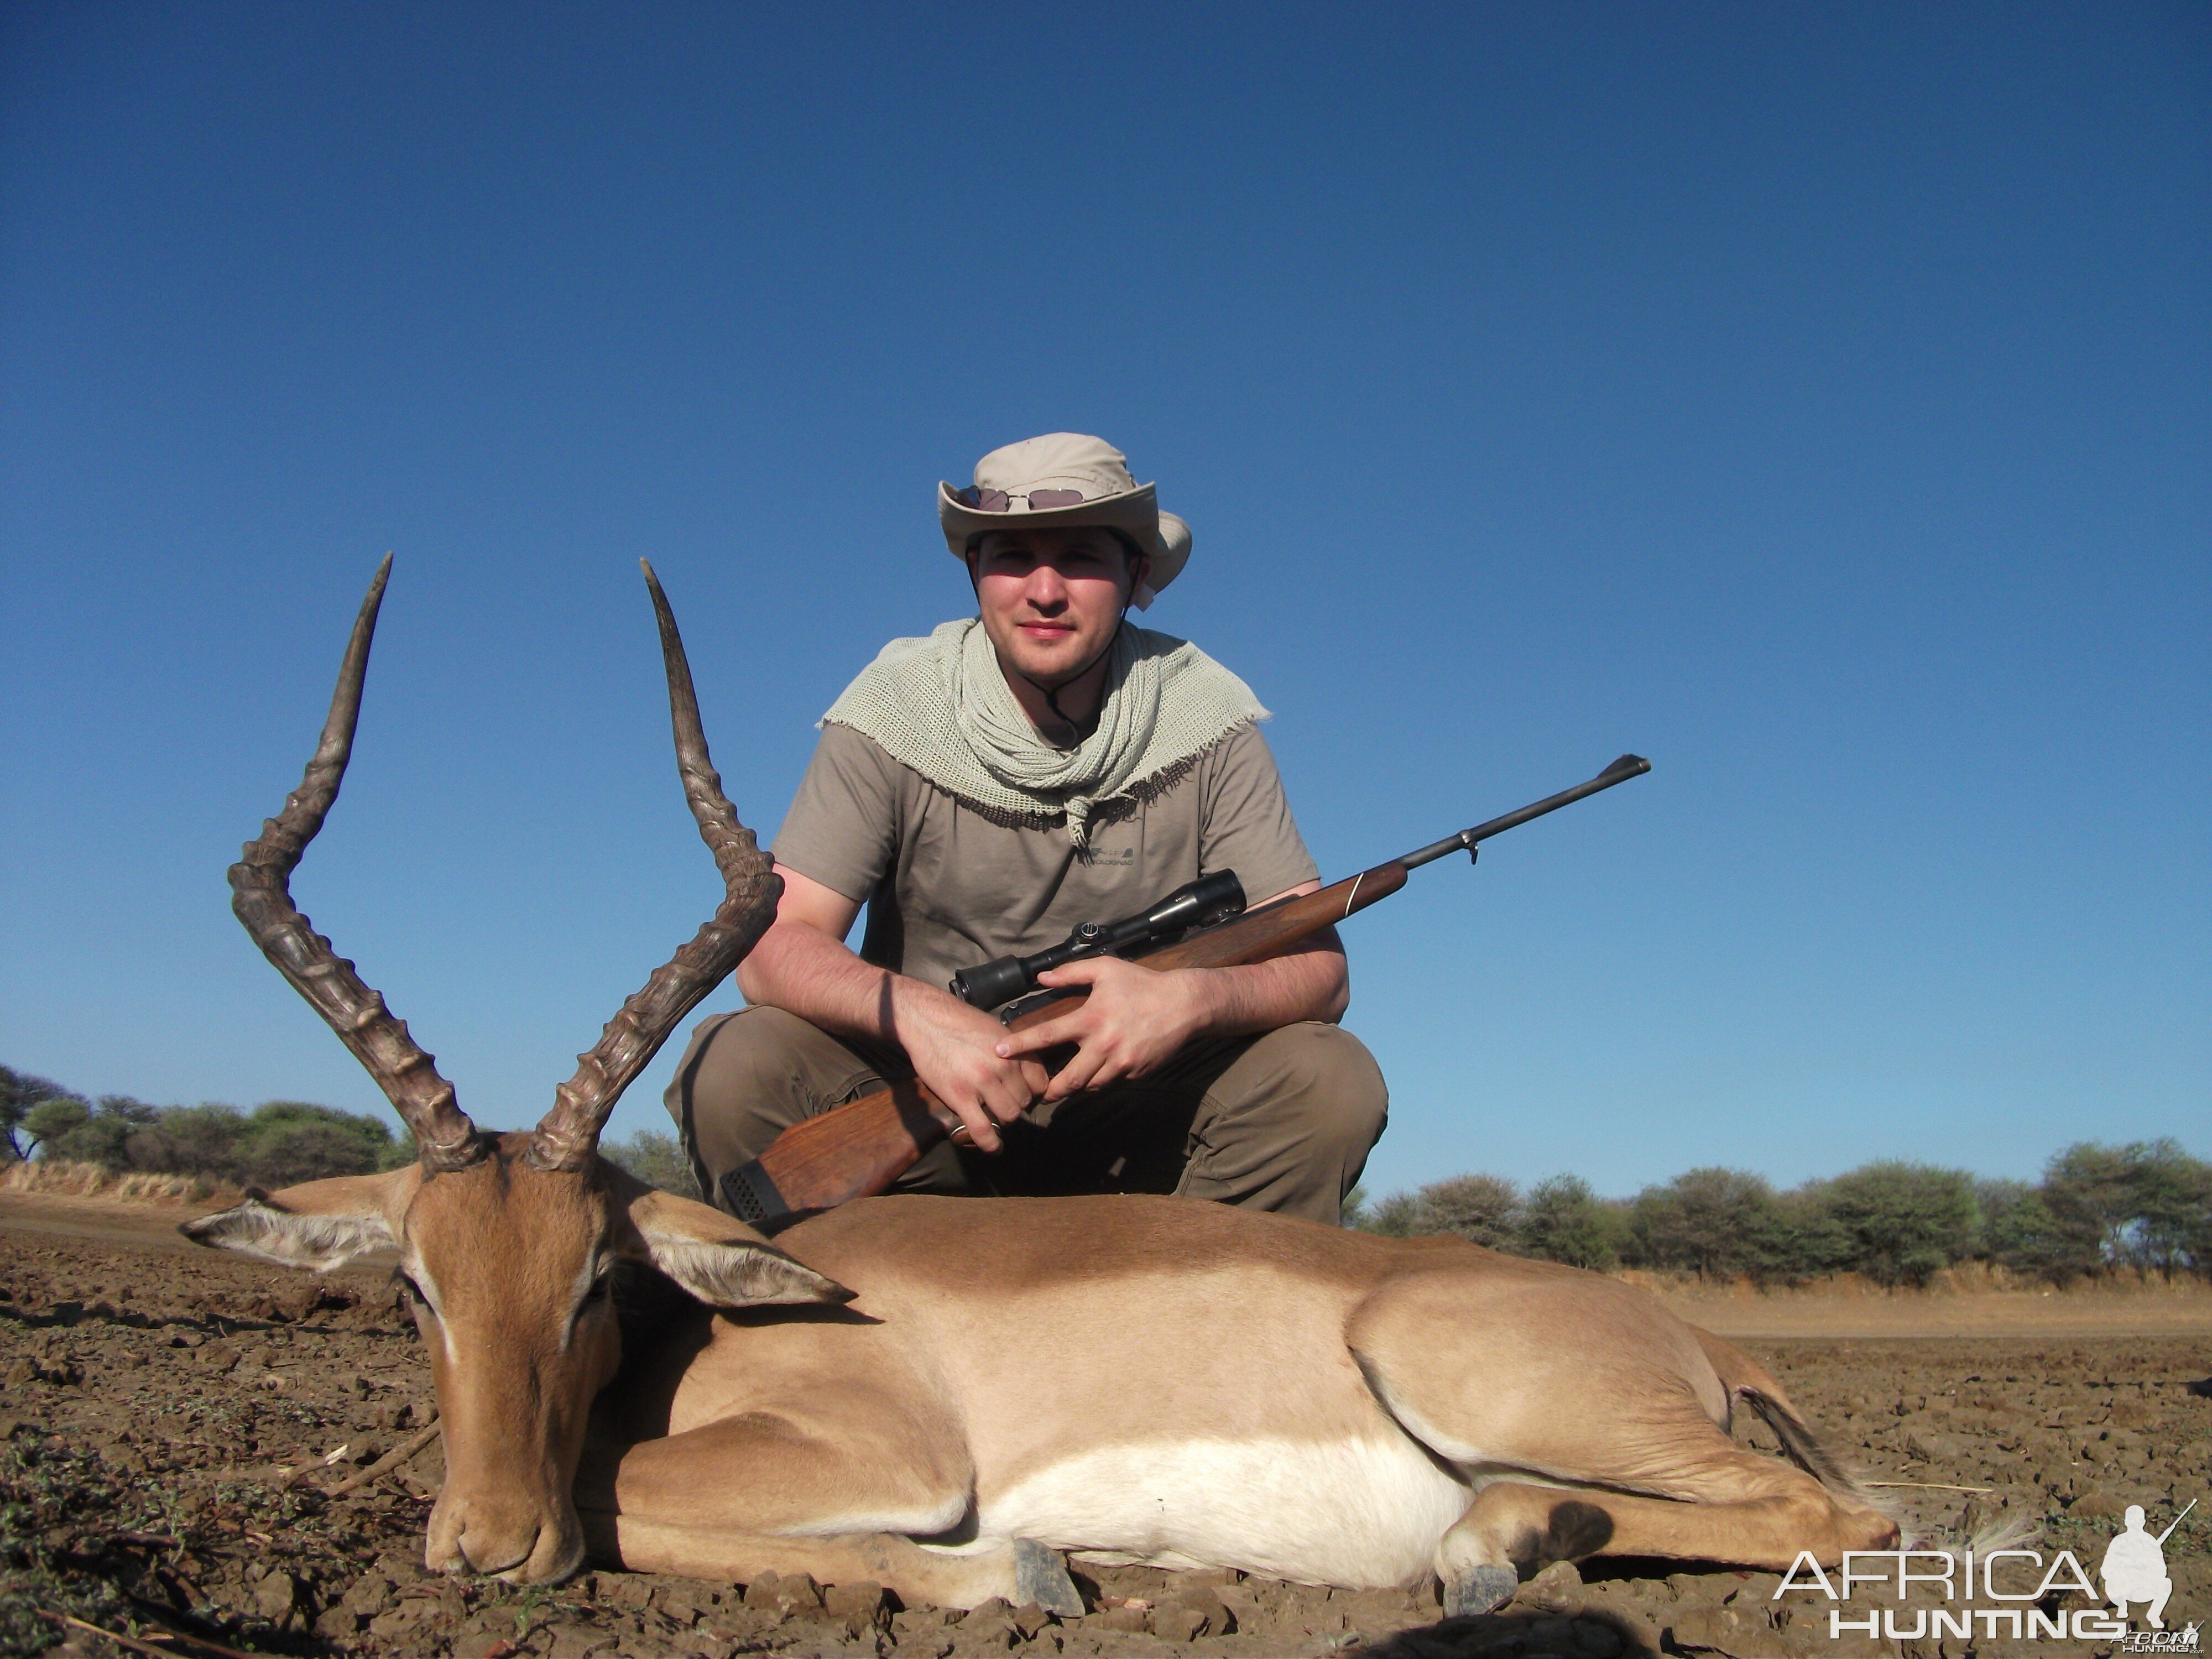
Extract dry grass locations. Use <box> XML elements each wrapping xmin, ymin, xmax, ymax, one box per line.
<box><xmin>0</xmin><ymin>1159</ymin><xmax>239</xmax><ymax>1207</ymax></box>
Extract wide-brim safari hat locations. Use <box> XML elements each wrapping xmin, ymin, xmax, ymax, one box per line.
<box><xmin>939</xmin><ymin>432</ymin><xmax>1191</xmax><ymax>608</ymax></box>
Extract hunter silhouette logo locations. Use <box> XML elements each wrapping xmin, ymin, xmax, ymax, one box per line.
<box><xmin>2106</xmin><ymin>1498</ymin><xmax>2199</xmax><ymax>1653</ymax></box>
<box><xmin>2104</xmin><ymin>1500</ymin><xmax>2188</xmax><ymax>1629</ymax></box>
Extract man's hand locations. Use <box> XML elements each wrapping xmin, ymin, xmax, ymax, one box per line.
<box><xmin>737</xmin><ymin>865</ymin><xmax>1345</xmax><ymax>1149</ymax></box>
<box><xmin>737</xmin><ymin>866</ymin><xmax>1047</xmax><ymax>1152</ymax></box>
<box><xmin>888</xmin><ymin>979</ymin><xmax>1050</xmax><ymax>1152</ymax></box>
<box><xmin>994</xmin><ymin>956</ymin><xmax>1215</xmax><ymax>1102</ymax></box>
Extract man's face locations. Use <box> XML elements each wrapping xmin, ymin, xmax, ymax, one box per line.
<box><xmin>969</xmin><ymin>526</ymin><xmax>1147</xmax><ymax>688</ymax></box>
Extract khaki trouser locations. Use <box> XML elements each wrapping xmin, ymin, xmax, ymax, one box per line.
<box><xmin>662</xmin><ymin>1005</ymin><xmax>1387</xmax><ymax>1227</ymax></box>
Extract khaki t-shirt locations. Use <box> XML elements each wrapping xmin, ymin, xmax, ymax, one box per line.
<box><xmin>772</xmin><ymin>721</ymin><xmax>1320</xmax><ymax>1000</ymax></box>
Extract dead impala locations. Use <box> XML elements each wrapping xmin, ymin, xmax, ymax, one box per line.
<box><xmin>185</xmin><ymin>560</ymin><xmax>1898</xmax><ymax>1615</ymax></box>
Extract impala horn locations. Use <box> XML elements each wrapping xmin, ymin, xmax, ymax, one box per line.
<box><xmin>231</xmin><ymin>555</ymin><xmax>484</xmax><ymax>1171</ymax></box>
<box><xmin>526</xmin><ymin>562</ymin><xmax>782</xmax><ymax>1172</ymax></box>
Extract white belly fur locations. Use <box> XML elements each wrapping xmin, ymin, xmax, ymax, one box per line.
<box><xmin>975</xmin><ymin>1436</ymin><xmax>1471</xmax><ymax>1588</ymax></box>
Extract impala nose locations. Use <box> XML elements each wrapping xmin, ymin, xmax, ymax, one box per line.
<box><xmin>436</xmin><ymin>1503</ymin><xmax>585</xmax><ymax>1584</ymax></box>
<box><xmin>429</xmin><ymin>1494</ymin><xmax>537</xmax><ymax>1579</ymax></box>
<box><xmin>451</xmin><ymin>1521</ymin><xmax>538</xmax><ymax>1578</ymax></box>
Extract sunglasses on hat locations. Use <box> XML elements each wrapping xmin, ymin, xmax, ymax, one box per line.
<box><xmin>954</xmin><ymin>487</ymin><xmax>1090</xmax><ymax>512</ymax></box>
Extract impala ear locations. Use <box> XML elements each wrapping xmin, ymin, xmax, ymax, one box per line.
<box><xmin>180</xmin><ymin>1170</ymin><xmax>410</xmax><ymax>1271</ymax></box>
<box><xmin>622</xmin><ymin>1186</ymin><xmax>854</xmax><ymax>1310</ymax></box>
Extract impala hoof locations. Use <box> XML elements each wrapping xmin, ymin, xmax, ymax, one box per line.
<box><xmin>1013</xmin><ymin>1538</ymin><xmax>1084</xmax><ymax>1618</ymax></box>
<box><xmin>1443</xmin><ymin>1564</ymin><xmax>1519</xmax><ymax>1619</ymax></box>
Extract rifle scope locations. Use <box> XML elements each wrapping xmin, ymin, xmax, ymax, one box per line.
<box><xmin>948</xmin><ymin>869</ymin><xmax>1246</xmax><ymax>1011</ymax></box>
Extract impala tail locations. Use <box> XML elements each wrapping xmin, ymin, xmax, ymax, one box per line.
<box><xmin>1692</xmin><ymin>1329</ymin><xmax>1881</xmax><ymax>1509</ymax></box>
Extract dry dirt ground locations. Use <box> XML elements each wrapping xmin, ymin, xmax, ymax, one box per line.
<box><xmin>2</xmin><ymin>1191</ymin><xmax>2208</xmax><ymax>1659</ymax></box>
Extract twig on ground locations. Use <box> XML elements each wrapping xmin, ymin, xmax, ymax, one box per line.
<box><xmin>324</xmin><ymin>1415</ymin><xmax>441</xmax><ymax>1496</ymax></box>
<box><xmin>1864</xmin><ymin>1480</ymin><xmax>1997</xmax><ymax>1493</ymax></box>
<box><xmin>41</xmin><ymin>1611</ymin><xmax>263</xmax><ymax>1659</ymax></box>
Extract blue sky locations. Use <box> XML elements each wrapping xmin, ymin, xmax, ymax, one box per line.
<box><xmin>3</xmin><ymin>3</ymin><xmax>2204</xmax><ymax>1200</ymax></box>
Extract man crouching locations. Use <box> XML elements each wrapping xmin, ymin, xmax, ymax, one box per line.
<box><xmin>665</xmin><ymin>432</ymin><xmax>1385</xmax><ymax>1223</ymax></box>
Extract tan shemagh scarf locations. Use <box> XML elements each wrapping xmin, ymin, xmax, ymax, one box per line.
<box><xmin>821</xmin><ymin>618</ymin><xmax>1269</xmax><ymax>849</ymax></box>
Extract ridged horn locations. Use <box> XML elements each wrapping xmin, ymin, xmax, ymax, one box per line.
<box><xmin>230</xmin><ymin>555</ymin><xmax>483</xmax><ymax>1172</ymax></box>
<box><xmin>526</xmin><ymin>561</ymin><xmax>782</xmax><ymax>1172</ymax></box>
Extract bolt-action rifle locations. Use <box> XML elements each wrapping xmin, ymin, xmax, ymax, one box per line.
<box><xmin>714</xmin><ymin>753</ymin><xmax>1652</xmax><ymax>1228</ymax></box>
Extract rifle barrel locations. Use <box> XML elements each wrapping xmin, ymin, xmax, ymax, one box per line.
<box><xmin>2155</xmin><ymin>1497</ymin><xmax>2197</xmax><ymax>1546</ymax></box>
<box><xmin>1397</xmin><ymin>754</ymin><xmax>1650</xmax><ymax>870</ymax></box>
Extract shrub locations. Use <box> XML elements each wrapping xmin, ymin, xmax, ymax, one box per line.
<box><xmin>1819</xmin><ymin>1161</ymin><xmax>1977</xmax><ymax>1287</ymax></box>
<box><xmin>1767</xmin><ymin>1183</ymin><xmax>1855</xmax><ymax>1281</ymax></box>
<box><xmin>121</xmin><ymin>1104</ymin><xmax>249</xmax><ymax>1180</ymax></box>
<box><xmin>1411</xmin><ymin>1173</ymin><xmax>1523</xmax><ymax>1249</ymax></box>
<box><xmin>603</xmin><ymin>1129</ymin><xmax>700</xmax><ymax>1198</ymax></box>
<box><xmin>0</xmin><ymin>1066</ymin><xmax>74</xmax><ymax>1161</ymax></box>
<box><xmin>382</xmin><ymin>1126</ymin><xmax>420</xmax><ymax>1170</ymax></box>
<box><xmin>2042</xmin><ymin>1139</ymin><xmax>2212</xmax><ymax>1272</ymax></box>
<box><xmin>20</xmin><ymin>1094</ymin><xmax>93</xmax><ymax>1158</ymax></box>
<box><xmin>1355</xmin><ymin>1190</ymin><xmax>1425</xmax><ymax>1238</ymax></box>
<box><xmin>1519</xmin><ymin>1174</ymin><xmax>1630</xmax><ymax>1270</ymax></box>
<box><xmin>1340</xmin><ymin>1183</ymin><xmax>1370</xmax><ymax>1229</ymax></box>
<box><xmin>245</xmin><ymin>1121</ymin><xmax>379</xmax><ymax>1186</ymax></box>
<box><xmin>29</xmin><ymin>1095</ymin><xmax>156</xmax><ymax>1169</ymax></box>
<box><xmin>11</xmin><ymin>1079</ymin><xmax>395</xmax><ymax>1188</ymax></box>
<box><xmin>1347</xmin><ymin>1175</ymin><xmax>1524</xmax><ymax>1248</ymax></box>
<box><xmin>1976</xmin><ymin>1178</ymin><xmax>2096</xmax><ymax>1282</ymax></box>
<box><xmin>1627</xmin><ymin>1167</ymin><xmax>1791</xmax><ymax>1280</ymax></box>
<box><xmin>238</xmin><ymin>1101</ymin><xmax>393</xmax><ymax>1178</ymax></box>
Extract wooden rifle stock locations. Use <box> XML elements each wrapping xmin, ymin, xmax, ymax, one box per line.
<box><xmin>714</xmin><ymin>753</ymin><xmax>1648</xmax><ymax>1228</ymax></box>
<box><xmin>715</xmin><ymin>862</ymin><xmax>1410</xmax><ymax>1225</ymax></box>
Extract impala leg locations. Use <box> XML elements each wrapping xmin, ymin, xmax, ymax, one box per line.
<box><xmin>577</xmin><ymin>1402</ymin><xmax>1082</xmax><ymax>1615</ymax></box>
<box><xmin>1434</xmin><ymin>1463</ymin><xmax>1898</xmax><ymax>1616</ymax></box>
<box><xmin>578</xmin><ymin>1513</ymin><xmax>1081</xmax><ymax>1615</ymax></box>
<box><xmin>588</xmin><ymin>1392</ymin><xmax>972</xmax><ymax>1537</ymax></box>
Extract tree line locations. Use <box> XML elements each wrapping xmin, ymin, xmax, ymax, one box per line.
<box><xmin>0</xmin><ymin>1063</ymin><xmax>683</xmax><ymax>1194</ymax></box>
<box><xmin>1</xmin><ymin>1063</ymin><xmax>406</xmax><ymax>1190</ymax></box>
<box><xmin>9</xmin><ymin>1063</ymin><xmax>2201</xmax><ymax>1282</ymax></box>
<box><xmin>1346</xmin><ymin>1140</ymin><xmax>2212</xmax><ymax>1285</ymax></box>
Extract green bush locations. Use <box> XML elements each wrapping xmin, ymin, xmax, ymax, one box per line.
<box><xmin>1627</xmin><ymin>1168</ymin><xmax>1794</xmax><ymax>1280</ymax></box>
<box><xmin>1519</xmin><ymin>1174</ymin><xmax>1630</xmax><ymax>1271</ymax></box>
<box><xmin>1345</xmin><ymin>1174</ymin><xmax>1522</xmax><ymax>1249</ymax></box>
<box><xmin>7</xmin><ymin>1071</ymin><xmax>397</xmax><ymax>1189</ymax></box>
<box><xmin>1410</xmin><ymin>1173</ymin><xmax>1523</xmax><ymax>1249</ymax></box>
<box><xmin>14</xmin><ymin>1061</ymin><xmax>2208</xmax><ymax>1282</ymax></box>
<box><xmin>123</xmin><ymin>1103</ymin><xmax>249</xmax><ymax>1178</ymax></box>
<box><xmin>1357</xmin><ymin>1190</ymin><xmax>1426</xmax><ymax>1238</ymax></box>
<box><xmin>602</xmin><ymin>1129</ymin><xmax>700</xmax><ymax>1198</ymax></box>
<box><xmin>1976</xmin><ymin>1178</ymin><xmax>2097</xmax><ymax>1281</ymax></box>
<box><xmin>28</xmin><ymin>1095</ymin><xmax>156</xmax><ymax>1169</ymax></box>
<box><xmin>20</xmin><ymin>1093</ymin><xmax>93</xmax><ymax>1157</ymax></box>
<box><xmin>0</xmin><ymin>1066</ymin><xmax>74</xmax><ymax>1161</ymax></box>
<box><xmin>1352</xmin><ymin>1145</ymin><xmax>2211</xmax><ymax>1284</ymax></box>
<box><xmin>2041</xmin><ymin>1139</ymin><xmax>2212</xmax><ymax>1272</ymax></box>
<box><xmin>235</xmin><ymin>1100</ymin><xmax>393</xmax><ymax>1185</ymax></box>
<box><xmin>1819</xmin><ymin>1161</ymin><xmax>1977</xmax><ymax>1287</ymax></box>
<box><xmin>1768</xmin><ymin>1183</ymin><xmax>1855</xmax><ymax>1281</ymax></box>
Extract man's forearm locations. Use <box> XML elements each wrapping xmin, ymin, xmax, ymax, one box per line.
<box><xmin>1188</xmin><ymin>931</ymin><xmax>1349</xmax><ymax>1036</ymax></box>
<box><xmin>735</xmin><ymin>917</ymin><xmax>914</xmax><ymax>1044</ymax></box>
<box><xmin>744</xmin><ymin>912</ymin><xmax>1349</xmax><ymax>1045</ymax></box>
